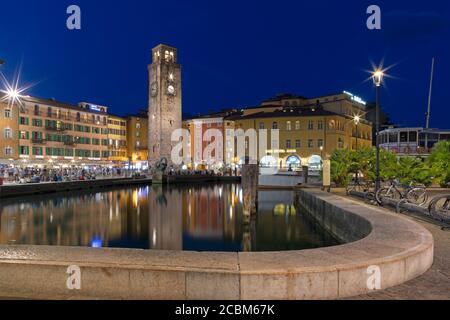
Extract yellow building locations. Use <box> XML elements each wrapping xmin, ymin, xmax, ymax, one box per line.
<box><xmin>183</xmin><ymin>92</ymin><xmax>373</xmax><ymax>170</ymax></box>
<box><xmin>0</xmin><ymin>97</ymin><xmax>19</xmax><ymax>163</ymax></box>
<box><xmin>107</xmin><ymin>114</ymin><xmax>128</xmax><ymax>163</ymax></box>
<box><xmin>126</xmin><ymin>111</ymin><xmax>149</xmax><ymax>168</ymax></box>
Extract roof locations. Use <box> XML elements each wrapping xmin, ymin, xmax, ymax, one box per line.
<box><xmin>262</xmin><ymin>93</ymin><xmax>308</xmax><ymax>103</ymax></box>
<box><xmin>22</xmin><ymin>96</ymin><xmax>108</xmax><ymax>115</ymax></box>
<box><xmin>224</xmin><ymin>108</ymin><xmax>338</xmax><ymax>121</ymax></box>
<box><xmin>380</xmin><ymin>127</ymin><xmax>450</xmax><ymax>134</ymax></box>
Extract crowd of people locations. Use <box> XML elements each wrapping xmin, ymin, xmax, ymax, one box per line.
<box><xmin>0</xmin><ymin>164</ymin><xmax>240</xmax><ymax>185</ymax></box>
<box><xmin>0</xmin><ymin>166</ymin><xmax>126</xmax><ymax>184</ymax></box>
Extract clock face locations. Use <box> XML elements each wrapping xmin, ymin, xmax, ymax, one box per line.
<box><xmin>167</xmin><ymin>85</ymin><xmax>176</xmax><ymax>96</ymax></box>
<box><xmin>150</xmin><ymin>82</ymin><xmax>158</xmax><ymax>97</ymax></box>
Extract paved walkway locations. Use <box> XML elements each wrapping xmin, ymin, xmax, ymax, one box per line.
<box><xmin>335</xmin><ymin>190</ymin><xmax>450</xmax><ymax>300</ymax></box>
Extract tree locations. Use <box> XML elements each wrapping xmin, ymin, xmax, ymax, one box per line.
<box><xmin>330</xmin><ymin>149</ymin><xmax>351</xmax><ymax>187</ymax></box>
<box><xmin>427</xmin><ymin>141</ymin><xmax>450</xmax><ymax>187</ymax></box>
<box><xmin>397</xmin><ymin>157</ymin><xmax>432</xmax><ymax>186</ymax></box>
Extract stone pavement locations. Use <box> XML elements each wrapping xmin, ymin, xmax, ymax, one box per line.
<box><xmin>336</xmin><ymin>190</ymin><xmax>450</xmax><ymax>300</ymax></box>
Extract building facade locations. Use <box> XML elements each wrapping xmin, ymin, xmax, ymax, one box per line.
<box><xmin>148</xmin><ymin>44</ymin><xmax>182</xmax><ymax>166</ymax></box>
<box><xmin>0</xmin><ymin>98</ymin><xmax>19</xmax><ymax>162</ymax></box>
<box><xmin>107</xmin><ymin>114</ymin><xmax>128</xmax><ymax>163</ymax></box>
<box><xmin>127</xmin><ymin>111</ymin><xmax>149</xmax><ymax>169</ymax></box>
<box><xmin>183</xmin><ymin>92</ymin><xmax>373</xmax><ymax>170</ymax></box>
<box><xmin>380</xmin><ymin>127</ymin><xmax>450</xmax><ymax>157</ymax></box>
<box><xmin>13</xmin><ymin>98</ymin><xmax>110</xmax><ymax>166</ymax></box>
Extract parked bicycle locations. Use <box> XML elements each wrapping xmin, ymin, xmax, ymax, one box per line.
<box><xmin>376</xmin><ymin>180</ymin><xmax>428</xmax><ymax>206</ymax></box>
<box><xmin>346</xmin><ymin>180</ymin><xmax>374</xmax><ymax>195</ymax></box>
<box><xmin>428</xmin><ymin>194</ymin><xmax>450</xmax><ymax>223</ymax></box>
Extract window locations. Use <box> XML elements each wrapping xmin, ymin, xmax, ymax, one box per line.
<box><xmin>389</xmin><ymin>133</ymin><xmax>398</xmax><ymax>143</ymax></box>
<box><xmin>32</xmin><ymin>119</ymin><xmax>43</xmax><ymax>127</ymax></box>
<box><xmin>286</xmin><ymin>140</ymin><xmax>291</xmax><ymax>149</ymax></box>
<box><xmin>136</xmin><ymin>123</ymin><xmax>141</xmax><ymax>129</ymax></box>
<box><xmin>19</xmin><ymin>117</ymin><xmax>29</xmax><ymax>125</ymax></box>
<box><xmin>4</xmin><ymin>109</ymin><xmax>11</xmax><ymax>118</ymax></box>
<box><xmin>338</xmin><ymin>138</ymin><xmax>344</xmax><ymax>148</ymax></box>
<box><xmin>308</xmin><ymin>121</ymin><xmax>314</xmax><ymax>130</ymax></box>
<box><xmin>4</xmin><ymin>128</ymin><xmax>12</xmax><ymax>139</ymax></box>
<box><xmin>5</xmin><ymin>147</ymin><xmax>13</xmax><ymax>156</ymax></box>
<box><xmin>295</xmin><ymin>139</ymin><xmax>301</xmax><ymax>148</ymax></box>
<box><xmin>259</xmin><ymin>122</ymin><xmax>265</xmax><ymax>129</ymax></box>
<box><xmin>308</xmin><ymin>139</ymin><xmax>314</xmax><ymax>148</ymax></box>
<box><xmin>318</xmin><ymin>139</ymin><xmax>324</xmax><ymax>148</ymax></box>
<box><xmin>400</xmin><ymin>132</ymin><xmax>408</xmax><ymax>143</ymax></box>
<box><xmin>318</xmin><ymin>120</ymin><xmax>324</xmax><ymax>130</ymax></box>
<box><xmin>32</xmin><ymin>147</ymin><xmax>43</xmax><ymax>156</ymax></box>
<box><xmin>286</xmin><ymin>121</ymin><xmax>292</xmax><ymax>131</ymax></box>
<box><xmin>295</xmin><ymin>121</ymin><xmax>300</xmax><ymax>130</ymax></box>
<box><xmin>272</xmin><ymin>122</ymin><xmax>278</xmax><ymax>129</ymax></box>
<box><xmin>20</xmin><ymin>131</ymin><xmax>28</xmax><ymax>139</ymax></box>
<box><xmin>47</xmin><ymin>107</ymin><xmax>52</xmax><ymax>117</ymax></box>
<box><xmin>20</xmin><ymin>146</ymin><xmax>29</xmax><ymax>155</ymax></box>
<box><xmin>409</xmin><ymin>131</ymin><xmax>417</xmax><ymax>142</ymax></box>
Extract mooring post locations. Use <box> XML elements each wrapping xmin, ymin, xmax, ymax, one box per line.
<box><xmin>241</xmin><ymin>163</ymin><xmax>259</xmax><ymax>223</ymax></box>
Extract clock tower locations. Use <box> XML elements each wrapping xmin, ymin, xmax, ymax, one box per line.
<box><xmin>148</xmin><ymin>44</ymin><xmax>182</xmax><ymax>167</ymax></box>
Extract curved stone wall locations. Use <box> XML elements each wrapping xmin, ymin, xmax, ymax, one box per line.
<box><xmin>0</xmin><ymin>189</ymin><xmax>433</xmax><ymax>300</ymax></box>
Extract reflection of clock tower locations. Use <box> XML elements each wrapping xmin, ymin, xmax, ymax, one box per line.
<box><xmin>148</xmin><ymin>44</ymin><xmax>182</xmax><ymax>167</ymax></box>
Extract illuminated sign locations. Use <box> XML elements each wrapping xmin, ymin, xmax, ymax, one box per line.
<box><xmin>266</xmin><ymin>149</ymin><xmax>297</xmax><ymax>154</ymax></box>
<box><xmin>89</xmin><ymin>104</ymin><xmax>102</xmax><ymax>112</ymax></box>
<box><xmin>343</xmin><ymin>91</ymin><xmax>367</xmax><ymax>105</ymax></box>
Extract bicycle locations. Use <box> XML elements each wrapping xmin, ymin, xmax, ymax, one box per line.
<box><xmin>346</xmin><ymin>180</ymin><xmax>374</xmax><ymax>195</ymax></box>
<box><xmin>376</xmin><ymin>180</ymin><xmax>428</xmax><ymax>206</ymax></box>
<box><xmin>428</xmin><ymin>194</ymin><xmax>450</xmax><ymax>223</ymax></box>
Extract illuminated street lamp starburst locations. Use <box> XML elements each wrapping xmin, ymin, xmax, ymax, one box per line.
<box><xmin>0</xmin><ymin>66</ymin><xmax>33</xmax><ymax>107</ymax></box>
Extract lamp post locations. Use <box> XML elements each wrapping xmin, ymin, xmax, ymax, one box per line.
<box><xmin>372</xmin><ymin>69</ymin><xmax>384</xmax><ymax>192</ymax></box>
<box><xmin>353</xmin><ymin>115</ymin><xmax>360</xmax><ymax>151</ymax></box>
<box><xmin>319</xmin><ymin>145</ymin><xmax>324</xmax><ymax>170</ymax></box>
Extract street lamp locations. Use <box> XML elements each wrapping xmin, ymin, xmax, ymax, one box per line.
<box><xmin>353</xmin><ymin>115</ymin><xmax>361</xmax><ymax>151</ymax></box>
<box><xmin>319</xmin><ymin>145</ymin><xmax>324</xmax><ymax>170</ymax></box>
<box><xmin>372</xmin><ymin>69</ymin><xmax>384</xmax><ymax>192</ymax></box>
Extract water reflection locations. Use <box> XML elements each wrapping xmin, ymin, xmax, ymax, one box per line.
<box><xmin>0</xmin><ymin>184</ymin><xmax>339</xmax><ymax>252</ymax></box>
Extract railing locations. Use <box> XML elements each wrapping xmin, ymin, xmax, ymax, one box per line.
<box><xmin>63</xmin><ymin>141</ymin><xmax>76</xmax><ymax>146</ymax></box>
<box><xmin>31</xmin><ymin>138</ymin><xmax>46</xmax><ymax>144</ymax></box>
<box><xmin>45</xmin><ymin>125</ymin><xmax>66</xmax><ymax>132</ymax></box>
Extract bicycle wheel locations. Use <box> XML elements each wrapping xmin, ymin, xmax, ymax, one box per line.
<box><xmin>406</xmin><ymin>188</ymin><xmax>428</xmax><ymax>206</ymax></box>
<box><xmin>429</xmin><ymin>195</ymin><xmax>450</xmax><ymax>223</ymax></box>
<box><xmin>376</xmin><ymin>187</ymin><xmax>401</xmax><ymax>204</ymax></box>
<box><xmin>346</xmin><ymin>185</ymin><xmax>355</xmax><ymax>195</ymax></box>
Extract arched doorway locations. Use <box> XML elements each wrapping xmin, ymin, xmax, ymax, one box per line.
<box><xmin>260</xmin><ymin>155</ymin><xmax>278</xmax><ymax>168</ymax></box>
<box><xmin>308</xmin><ymin>155</ymin><xmax>322</xmax><ymax>171</ymax></box>
<box><xmin>285</xmin><ymin>155</ymin><xmax>301</xmax><ymax>170</ymax></box>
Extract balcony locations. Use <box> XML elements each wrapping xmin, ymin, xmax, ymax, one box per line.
<box><xmin>64</xmin><ymin>140</ymin><xmax>76</xmax><ymax>146</ymax></box>
<box><xmin>31</xmin><ymin>138</ymin><xmax>46</xmax><ymax>144</ymax></box>
<box><xmin>45</xmin><ymin>125</ymin><xmax>66</xmax><ymax>132</ymax></box>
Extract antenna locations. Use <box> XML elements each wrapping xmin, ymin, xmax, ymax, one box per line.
<box><xmin>425</xmin><ymin>57</ymin><xmax>435</xmax><ymax>129</ymax></box>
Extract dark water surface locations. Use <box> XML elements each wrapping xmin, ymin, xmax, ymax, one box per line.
<box><xmin>0</xmin><ymin>184</ymin><xmax>339</xmax><ymax>252</ymax></box>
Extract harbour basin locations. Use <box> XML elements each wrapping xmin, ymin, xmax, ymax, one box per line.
<box><xmin>0</xmin><ymin>183</ymin><xmax>339</xmax><ymax>252</ymax></box>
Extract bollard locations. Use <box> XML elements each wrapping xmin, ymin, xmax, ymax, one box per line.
<box><xmin>241</xmin><ymin>164</ymin><xmax>259</xmax><ymax>219</ymax></box>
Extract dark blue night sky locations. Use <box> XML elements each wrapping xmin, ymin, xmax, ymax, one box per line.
<box><xmin>0</xmin><ymin>0</ymin><xmax>449</xmax><ymax>128</ymax></box>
